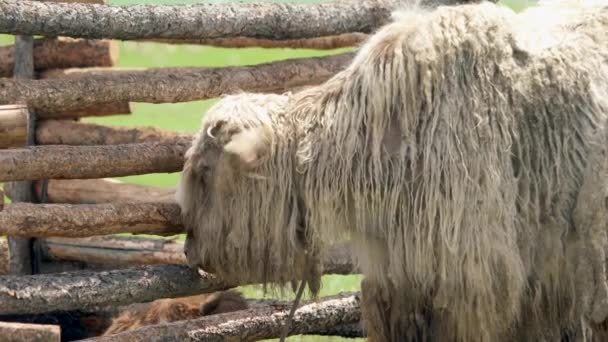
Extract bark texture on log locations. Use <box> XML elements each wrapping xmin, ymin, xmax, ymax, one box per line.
<box><xmin>141</xmin><ymin>33</ymin><xmax>367</xmax><ymax>50</ymax></box>
<box><xmin>0</xmin><ymin>53</ymin><xmax>353</xmax><ymax>112</ymax></box>
<box><xmin>0</xmin><ymin>265</ymin><xmax>230</xmax><ymax>315</ymax></box>
<box><xmin>0</xmin><ymin>104</ymin><xmax>28</xmax><ymax>148</ymax></box>
<box><xmin>38</xmin><ymin>66</ymin><xmax>131</xmax><ymax>119</ymax></box>
<box><xmin>36</xmin><ymin>120</ymin><xmax>191</xmax><ymax>146</ymax></box>
<box><xmin>84</xmin><ymin>292</ymin><xmax>361</xmax><ymax>341</ymax></box>
<box><xmin>43</xmin><ymin>236</ymin><xmax>186</xmax><ymax>266</ymax></box>
<box><xmin>27</xmin><ymin>178</ymin><xmax>176</xmax><ymax>204</ymax></box>
<box><xmin>0</xmin><ymin>141</ymin><xmax>189</xmax><ymax>182</ymax></box>
<box><xmin>0</xmin><ymin>37</ymin><xmax>117</xmax><ymax>78</ymax></box>
<box><xmin>0</xmin><ymin>202</ymin><xmax>183</xmax><ymax>238</ymax></box>
<box><xmin>0</xmin><ymin>0</ymin><xmax>396</xmax><ymax>40</ymax></box>
<box><xmin>37</xmin><ymin>102</ymin><xmax>132</xmax><ymax>119</ymax></box>
<box><xmin>0</xmin><ymin>321</ymin><xmax>61</xmax><ymax>342</ymax></box>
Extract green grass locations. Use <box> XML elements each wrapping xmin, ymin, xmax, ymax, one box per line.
<box><xmin>3</xmin><ymin>0</ymin><xmax>533</xmax><ymax>340</ymax></box>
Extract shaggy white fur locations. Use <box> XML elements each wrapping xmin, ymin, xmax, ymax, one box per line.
<box><xmin>178</xmin><ymin>1</ymin><xmax>608</xmax><ymax>340</ymax></box>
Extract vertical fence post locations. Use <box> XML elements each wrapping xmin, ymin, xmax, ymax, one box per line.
<box><xmin>7</xmin><ymin>33</ymin><xmax>39</xmax><ymax>275</ymax></box>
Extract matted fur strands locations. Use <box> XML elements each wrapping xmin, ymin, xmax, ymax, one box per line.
<box><xmin>178</xmin><ymin>0</ymin><xmax>608</xmax><ymax>341</ymax></box>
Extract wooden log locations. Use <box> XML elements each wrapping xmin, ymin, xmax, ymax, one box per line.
<box><xmin>0</xmin><ymin>202</ymin><xmax>183</xmax><ymax>238</ymax></box>
<box><xmin>141</xmin><ymin>33</ymin><xmax>368</xmax><ymax>50</ymax></box>
<box><xmin>0</xmin><ymin>321</ymin><xmax>61</xmax><ymax>342</ymax></box>
<box><xmin>0</xmin><ymin>238</ymin><xmax>7</xmax><ymax>275</ymax></box>
<box><xmin>0</xmin><ymin>0</ymin><xmax>397</xmax><ymax>40</ymax></box>
<box><xmin>37</xmin><ymin>102</ymin><xmax>131</xmax><ymax>119</ymax></box>
<box><xmin>38</xmin><ymin>66</ymin><xmax>130</xmax><ymax>119</ymax></box>
<box><xmin>28</xmin><ymin>178</ymin><xmax>176</xmax><ymax>204</ymax></box>
<box><xmin>42</xmin><ymin>236</ymin><xmax>186</xmax><ymax>266</ymax></box>
<box><xmin>83</xmin><ymin>292</ymin><xmax>361</xmax><ymax>341</ymax></box>
<box><xmin>0</xmin><ymin>53</ymin><xmax>353</xmax><ymax>113</ymax></box>
<box><xmin>0</xmin><ymin>141</ymin><xmax>189</xmax><ymax>182</ymax></box>
<box><xmin>39</xmin><ymin>236</ymin><xmax>355</xmax><ymax>275</ymax></box>
<box><xmin>0</xmin><ymin>265</ymin><xmax>231</xmax><ymax>315</ymax></box>
<box><xmin>0</xmin><ymin>105</ymin><xmax>27</xmax><ymax>148</ymax></box>
<box><xmin>36</xmin><ymin>120</ymin><xmax>190</xmax><ymax>146</ymax></box>
<box><xmin>0</xmin><ymin>37</ymin><xmax>118</xmax><ymax>78</ymax></box>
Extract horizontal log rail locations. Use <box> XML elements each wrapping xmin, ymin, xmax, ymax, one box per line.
<box><xmin>0</xmin><ymin>142</ymin><xmax>188</xmax><ymax>182</ymax></box>
<box><xmin>36</xmin><ymin>120</ymin><xmax>190</xmax><ymax>146</ymax></box>
<box><xmin>25</xmin><ymin>178</ymin><xmax>175</xmax><ymax>204</ymax></box>
<box><xmin>84</xmin><ymin>292</ymin><xmax>362</xmax><ymax>341</ymax></box>
<box><xmin>0</xmin><ymin>53</ymin><xmax>353</xmax><ymax>113</ymax></box>
<box><xmin>139</xmin><ymin>33</ymin><xmax>368</xmax><ymax>50</ymax></box>
<box><xmin>0</xmin><ymin>0</ymin><xmax>396</xmax><ymax>40</ymax></box>
<box><xmin>42</xmin><ymin>236</ymin><xmax>186</xmax><ymax>266</ymax></box>
<box><xmin>0</xmin><ymin>265</ymin><xmax>230</xmax><ymax>315</ymax></box>
<box><xmin>0</xmin><ymin>37</ymin><xmax>117</xmax><ymax>78</ymax></box>
<box><xmin>0</xmin><ymin>321</ymin><xmax>61</xmax><ymax>342</ymax></box>
<box><xmin>0</xmin><ymin>202</ymin><xmax>183</xmax><ymax>238</ymax></box>
<box><xmin>38</xmin><ymin>67</ymin><xmax>131</xmax><ymax>119</ymax></box>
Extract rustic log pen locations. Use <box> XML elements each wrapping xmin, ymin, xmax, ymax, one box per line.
<box><xmin>0</xmin><ymin>0</ymin><xmax>397</xmax><ymax>40</ymax></box>
<box><xmin>0</xmin><ymin>321</ymin><xmax>61</xmax><ymax>342</ymax></box>
<box><xmin>0</xmin><ymin>53</ymin><xmax>353</xmax><ymax>113</ymax></box>
<box><xmin>0</xmin><ymin>265</ymin><xmax>230</xmax><ymax>315</ymax></box>
<box><xmin>0</xmin><ymin>202</ymin><xmax>183</xmax><ymax>238</ymax></box>
<box><xmin>0</xmin><ymin>141</ymin><xmax>188</xmax><ymax>182</ymax></box>
<box><xmin>139</xmin><ymin>33</ymin><xmax>368</xmax><ymax>50</ymax></box>
<box><xmin>0</xmin><ymin>104</ymin><xmax>28</xmax><ymax>148</ymax></box>
<box><xmin>0</xmin><ymin>37</ymin><xmax>118</xmax><ymax>78</ymax></box>
<box><xmin>82</xmin><ymin>292</ymin><xmax>361</xmax><ymax>341</ymax></box>
<box><xmin>36</xmin><ymin>120</ymin><xmax>191</xmax><ymax>146</ymax></box>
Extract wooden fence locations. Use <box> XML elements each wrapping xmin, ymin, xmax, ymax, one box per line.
<box><xmin>0</xmin><ymin>0</ymin><xmax>487</xmax><ymax>340</ymax></box>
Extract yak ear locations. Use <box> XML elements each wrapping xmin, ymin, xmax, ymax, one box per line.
<box><xmin>223</xmin><ymin>125</ymin><xmax>272</xmax><ymax>171</ymax></box>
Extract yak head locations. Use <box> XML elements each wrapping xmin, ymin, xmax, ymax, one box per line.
<box><xmin>177</xmin><ymin>93</ymin><xmax>322</xmax><ymax>293</ymax></box>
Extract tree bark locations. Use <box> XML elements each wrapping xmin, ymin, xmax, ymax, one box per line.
<box><xmin>37</xmin><ymin>102</ymin><xmax>132</xmax><ymax>119</ymax></box>
<box><xmin>83</xmin><ymin>292</ymin><xmax>361</xmax><ymax>341</ymax></box>
<box><xmin>0</xmin><ymin>202</ymin><xmax>183</xmax><ymax>238</ymax></box>
<box><xmin>0</xmin><ymin>37</ymin><xmax>118</xmax><ymax>78</ymax></box>
<box><xmin>0</xmin><ymin>321</ymin><xmax>61</xmax><ymax>342</ymax></box>
<box><xmin>0</xmin><ymin>0</ymin><xmax>396</xmax><ymax>40</ymax></box>
<box><xmin>37</xmin><ymin>67</ymin><xmax>131</xmax><ymax>119</ymax></box>
<box><xmin>0</xmin><ymin>264</ymin><xmax>231</xmax><ymax>315</ymax></box>
<box><xmin>0</xmin><ymin>141</ymin><xmax>189</xmax><ymax>182</ymax></box>
<box><xmin>23</xmin><ymin>178</ymin><xmax>176</xmax><ymax>204</ymax></box>
<box><xmin>140</xmin><ymin>33</ymin><xmax>367</xmax><ymax>50</ymax></box>
<box><xmin>0</xmin><ymin>53</ymin><xmax>353</xmax><ymax>113</ymax></box>
<box><xmin>0</xmin><ymin>105</ymin><xmax>28</xmax><ymax>148</ymax></box>
<box><xmin>36</xmin><ymin>120</ymin><xmax>190</xmax><ymax>146</ymax></box>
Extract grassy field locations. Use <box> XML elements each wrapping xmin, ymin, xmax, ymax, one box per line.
<box><xmin>2</xmin><ymin>0</ymin><xmax>531</xmax><ymax>340</ymax></box>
